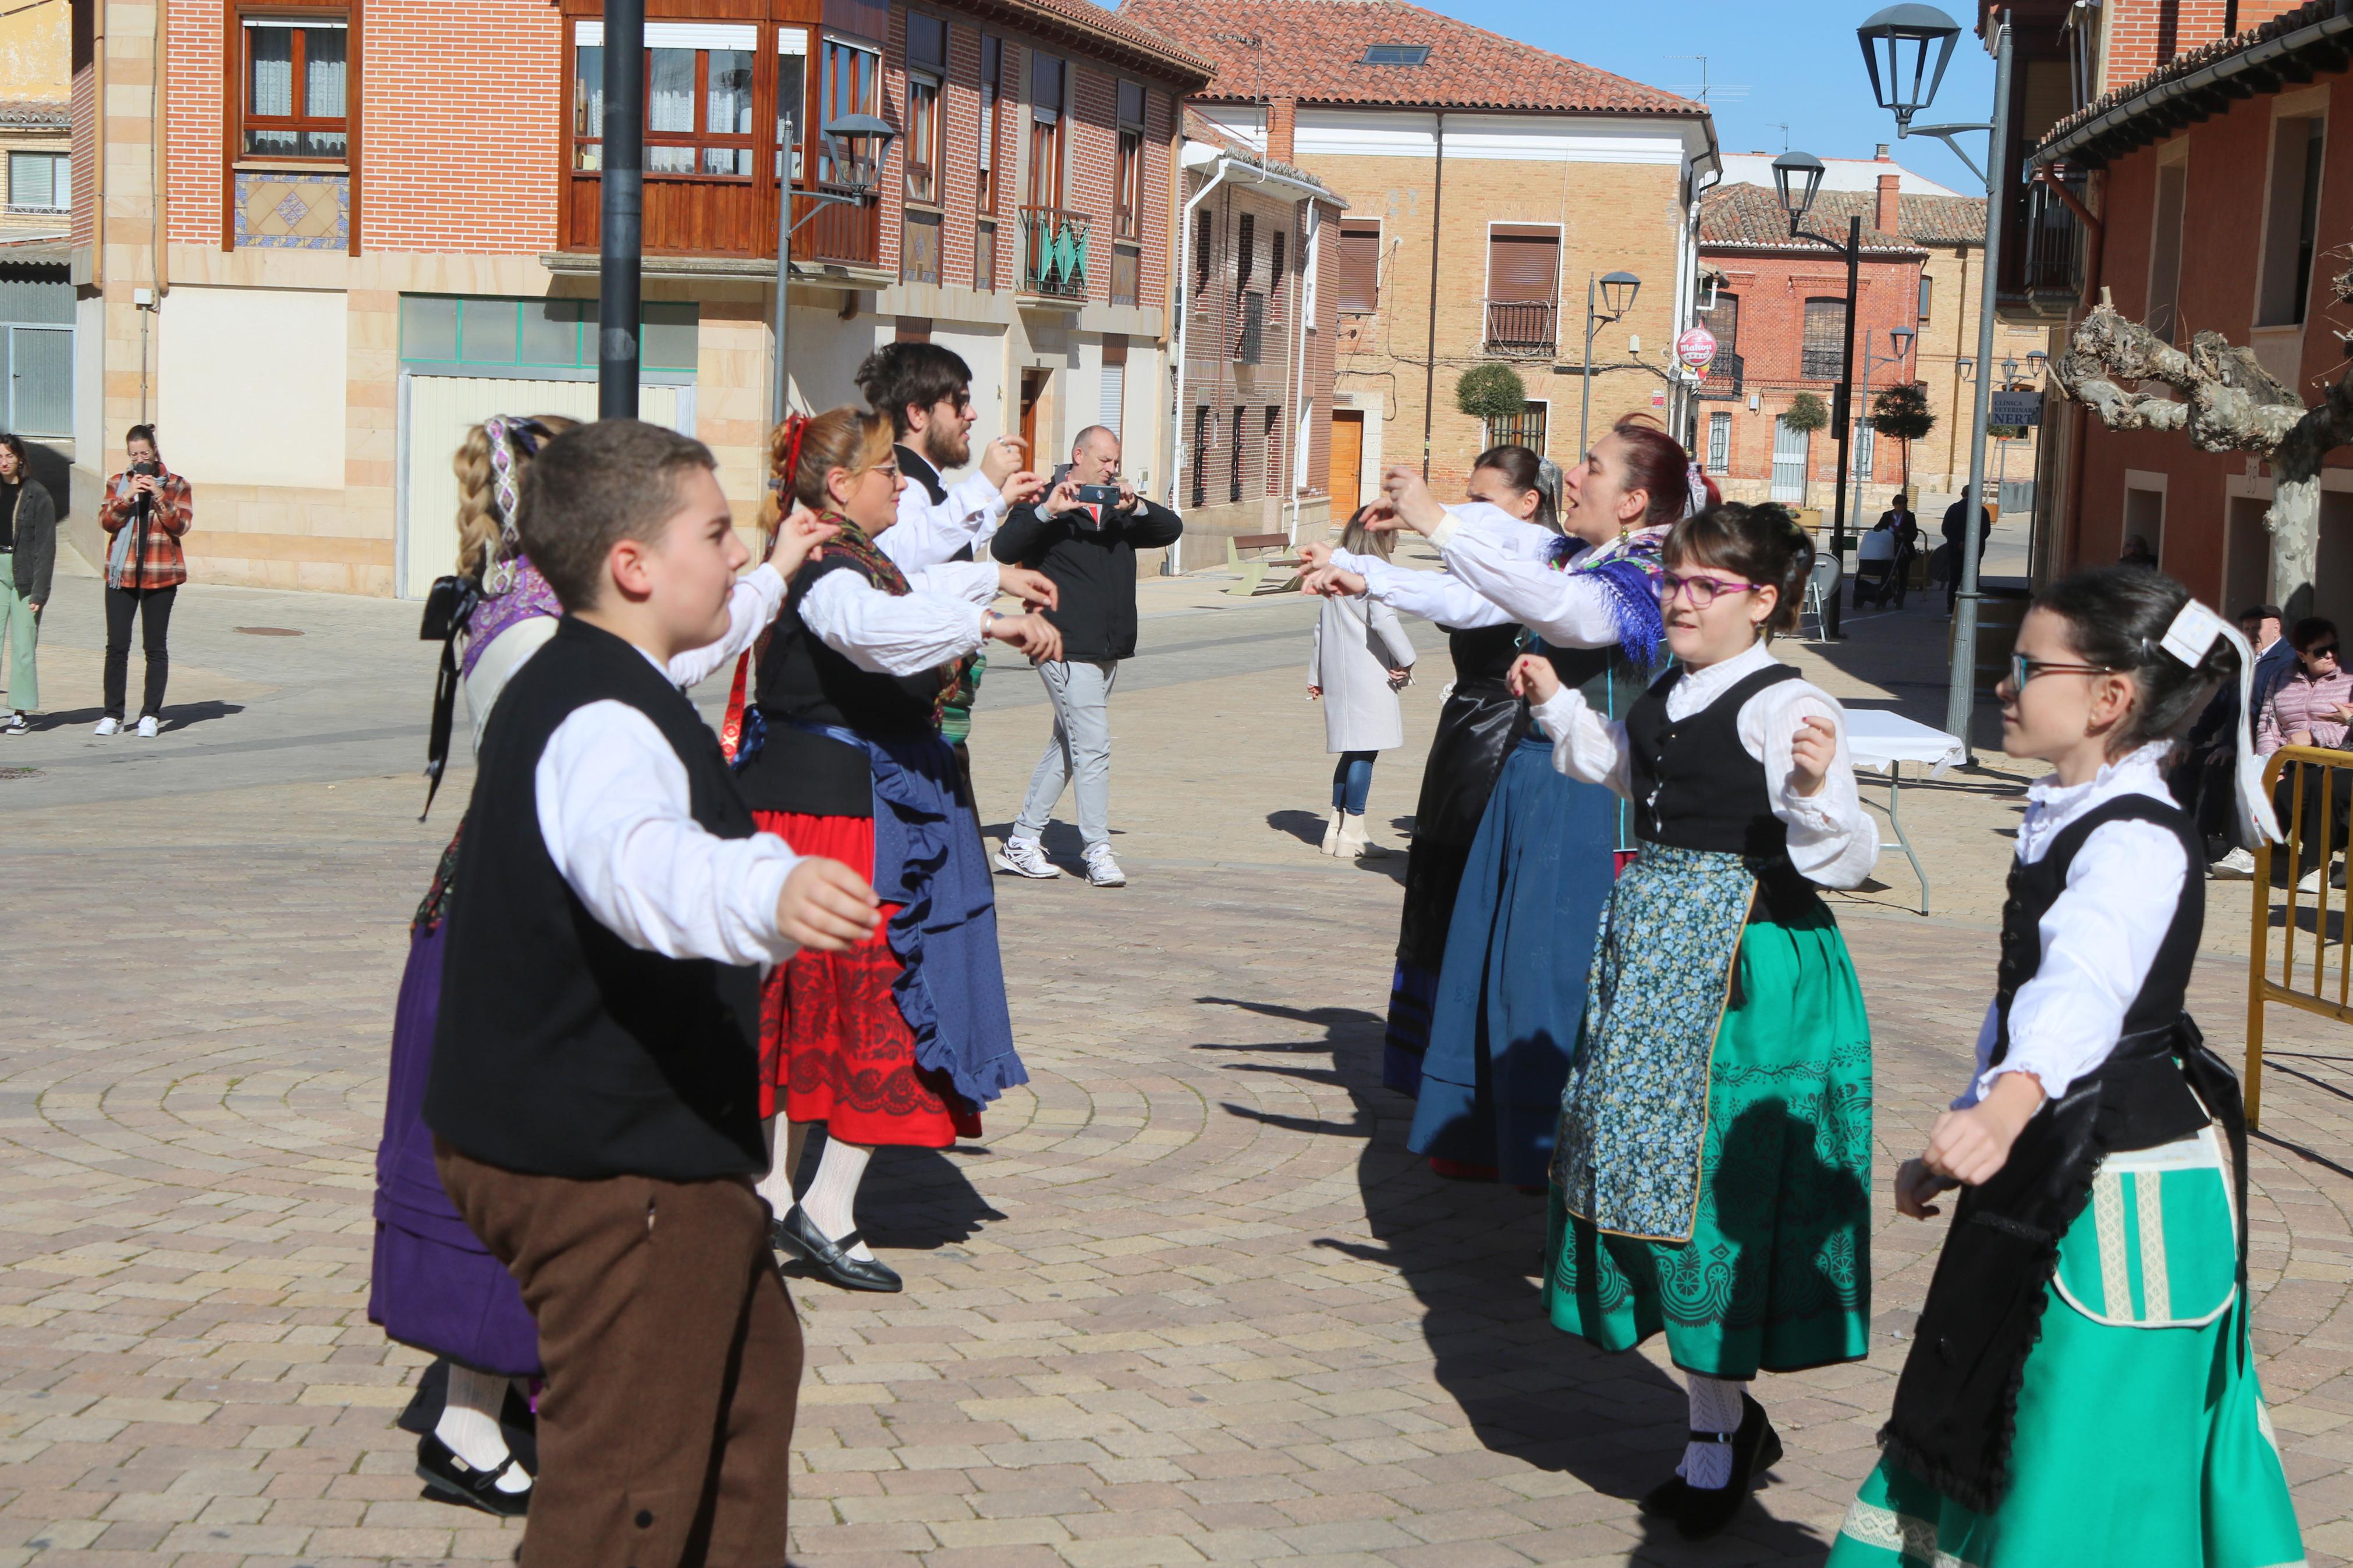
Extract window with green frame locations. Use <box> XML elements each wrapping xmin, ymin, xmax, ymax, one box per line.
<box><xmin>399</xmin><ymin>296</ymin><xmax>700</xmax><ymax>375</ymax></box>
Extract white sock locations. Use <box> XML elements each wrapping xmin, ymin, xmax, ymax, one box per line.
<box><xmin>801</xmin><ymin>1137</ymin><xmax>876</xmax><ymax>1261</ymax></box>
<box><xmin>436</xmin><ymin>1366</ymin><xmax>530</xmax><ymax>1493</ymax></box>
<box><xmin>1678</xmin><ymin>1374</ymin><xmax>1745</xmax><ymax>1490</ymax></box>
<box><xmin>755</xmin><ymin>1117</ymin><xmax>810</xmax><ymax>1217</ymax></box>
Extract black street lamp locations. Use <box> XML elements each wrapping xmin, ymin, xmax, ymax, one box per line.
<box><xmin>1857</xmin><ymin>3</ymin><xmax>1962</xmax><ymax>131</ymax></box>
<box><xmin>1578</xmin><ymin>269</ymin><xmax>1642</xmax><ymax>464</ymax></box>
<box><xmin>597</xmin><ymin>0</ymin><xmax>645</xmax><ymax>418</ymax></box>
<box><xmin>1858</xmin><ymin>0</ymin><xmax>2015</xmax><ymax>744</ymax></box>
<box><xmin>769</xmin><ymin>113</ymin><xmax>896</xmax><ymax>424</ymax></box>
<box><xmin>1774</xmin><ymin>150</ymin><xmax>1861</xmax><ymax>639</ymax></box>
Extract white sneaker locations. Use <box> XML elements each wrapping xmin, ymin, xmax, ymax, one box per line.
<box><xmin>1</xmin><ymin>712</ymin><xmax>26</xmax><ymax>736</ymax></box>
<box><xmin>993</xmin><ymin>837</ymin><xmax>1060</xmax><ymax>879</ymax></box>
<box><xmin>1083</xmin><ymin>847</ymin><xmax>1127</xmax><ymax>887</ymax></box>
<box><xmin>2209</xmin><ymin>848</ymin><xmax>2258</xmax><ymax>880</ymax></box>
<box><xmin>135</xmin><ymin>716</ymin><xmax>159</xmax><ymax>738</ymax></box>
<box><xmin>2298</xmin><ymin>864</ymin><xmax>2327</xmax><ymax>894</ymax></box>
<box><xmin>93</xmin><ymin>716</ymin><xmax>122</xmax><ymax>736</ymax></box>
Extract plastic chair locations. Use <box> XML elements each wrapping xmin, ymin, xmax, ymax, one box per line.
<box><xmin>1800</xmin><ymin>551</ymin><xmax>1842</xmax><ymax>641</ymax></box>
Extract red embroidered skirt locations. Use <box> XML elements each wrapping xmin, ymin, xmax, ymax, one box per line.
<box><xmin>753</xmin><ymin>810</ymin><xmax>981</xmax><ymax>1148</ymax></box>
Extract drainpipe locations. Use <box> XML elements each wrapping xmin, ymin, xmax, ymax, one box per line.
<box><xmin>1420</xmin><ymin>111</ymin><xmax>1443</xmax><ymax>480</ymax></box>
<box><xmin>1286</xmin><ymin>201</ymin><xmax>1318</xmax><ymax>543</ymax></box>
<box><xmin>1169</xmin><ymin>154</ymin><xmax>1237</xmax><ymax>574</ymax></box>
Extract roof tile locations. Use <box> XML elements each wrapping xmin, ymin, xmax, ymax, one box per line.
<box><xmin>1698</xmin><ymin>183</ymin><xmax>1984</xmax><ymax>255</ymax></box>
<box><xmin>1119</xmin><ymin>0</ymin><xmax>1702</xmax><ymax>115</ymax></box>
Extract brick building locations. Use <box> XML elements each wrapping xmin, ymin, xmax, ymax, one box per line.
<box><xmin>1998</xmin><ymin>0</ymin><xmax>2353</xmax><ymax>609</ymax></box>
<box><xmin>1172</xmin><ymin>107</ymin><xmax>1345</xmax><ymax>559</ymax></box>
<box><xmin>1695</xmin><ymin>151</ymin><xmax>2045</xmax><ymax>522</ymax></box>
<box><xmin>1123</xmin><ymin>0</ymin><xmax>1718</xmax><ymax>516</ymax></box>
<box><xmin>65</xmin><ymin>0</ymin><xmax>1208</xmax><ymax>596</ymax></box>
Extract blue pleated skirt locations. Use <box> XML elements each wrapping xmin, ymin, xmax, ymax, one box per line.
<box><xmin>1407</xmin><ymin>733</ymin><xmax>1619</xmax><ymax>1187</ymax></box>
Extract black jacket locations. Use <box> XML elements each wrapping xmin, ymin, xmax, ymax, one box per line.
<box><xmin>1942</xmin><ymin>500</ymin><xmax>1992</xmax><ymax>553</ymax></box>
<box><xmin>993</xmin><ymin>493</ymin><xmax>1183</xmax><ymax>662</ymax></box>
<box><xmin>1</xmin><ymin>479</ymin><xmax>55</xmax><ymax>603</ymax></box>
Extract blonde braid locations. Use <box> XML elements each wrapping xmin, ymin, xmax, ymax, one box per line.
<box><xmin>450</xmin><ymin>414</ymin><xmax>581</xmax><ymax>590</ymax></box>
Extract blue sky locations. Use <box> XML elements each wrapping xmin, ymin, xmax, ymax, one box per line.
<box><xmin>1412</xmin><ymin>1</ymin><xmax>2000</xmax><ymax>193</ymax></box>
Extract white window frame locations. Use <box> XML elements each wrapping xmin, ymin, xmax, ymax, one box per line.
<box><xmin>1708</xmin><ymin>410</ymin><xmax>1730</xmax><ymax>472</ymax></box>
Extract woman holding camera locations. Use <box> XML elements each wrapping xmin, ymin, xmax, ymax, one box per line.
<box><xmin>95</xmin><ymin>424</ymin><xmax>193</xmax><ymax>737</ymax></box>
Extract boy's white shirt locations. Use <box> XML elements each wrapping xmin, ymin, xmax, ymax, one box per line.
<box><xmin>531</xmin><ymin>563</ymin><xmax>808</xmax><ymax>969</ymax></box>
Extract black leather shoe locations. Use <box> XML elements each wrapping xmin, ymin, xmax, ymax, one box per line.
<box><xmin>775</xmin><ymin>1205</ymin><xmax>903</xmax><ymax>1292</ymax></box>
<box><xmin>416</xmin><ymin>1432</ymin><xmax>531</xmax><ymax>1518</ymax></box>
<box><xmin>1675</xmin><ymin>1393</ymin><xmax>1781</xmax><ymax>1541</ymax></box>
<box><xmin>1638</xmin><ymin>1474</ymin><xmax>1685</xmax><ymax>1518</ymax></box>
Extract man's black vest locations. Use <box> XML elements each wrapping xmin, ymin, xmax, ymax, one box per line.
<box><xmin>424</xmin><ymin>616</ymin><xmax>766</xmax><ymax>1181</ymax></box>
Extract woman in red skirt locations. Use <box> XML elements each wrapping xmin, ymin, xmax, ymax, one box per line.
<box><xmin>731</xmin><ymin>406</ymin><xmax>1057</xmax><ymax>1290</ymax></box>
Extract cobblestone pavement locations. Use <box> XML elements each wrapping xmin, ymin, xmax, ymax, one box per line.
<box><xmin>0</xmin><ymin>570</ymin><xmax>2350</xmax><ymax>1567</ymax></box>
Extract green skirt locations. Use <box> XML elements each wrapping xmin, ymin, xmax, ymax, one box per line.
<box><xmin>1543</xmin><ymin>902</ymin><xmax>1873</xmax><ymax>1377</ymax></box>
<box><xmin>1830</xmin><ymin>1130</ymin><xmax>2306</xmax><ymax>1568</ymax></box>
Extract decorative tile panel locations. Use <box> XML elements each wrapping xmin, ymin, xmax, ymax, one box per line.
<box><xmin>235</xmin><ymin>172</ymin><xmax>350</xmax><ymax>250</ymax></box>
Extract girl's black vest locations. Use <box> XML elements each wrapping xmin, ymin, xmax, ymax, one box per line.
<box><xmin>425</xmin><ymin>617</ymin><xmax>766</xmax><ymax>1182</ymax></box>
<box><xmin>735</xmin><ymin>553</ymin><xmax>942</xmax><ymax>817</ymax></box>
<box><xmin>1624</xmin><ymin>662</ymin><xmax>1818</xmax><ymax>917</ymax></box>
<box><xmin>1880</xmin><ymin>791</ymin><xmax>2245</xmax><ymax>1513</ymax></box>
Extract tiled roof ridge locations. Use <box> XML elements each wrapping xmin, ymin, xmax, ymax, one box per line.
<box><xmin>2034</xmin><ymin>0</ymin><xmax>2336</xmax><ymax>156</ymax></box>
<box><xmin>1119</xmin><ymin>0</ymin><xmax>1703</xmax><ymax>115</ymax></box>
<box><xmin>1697</xmin><ymin>183</ymin><xmax>1938</xmax><ymax>256</ymax></box>
<box><xmin>984</xmin><ymin>0</ymin><xmax>1216</xmax><ymax>83</ymax></box>
<box><xmin>1180</xmin><ymin>105</ymin><xmax>1338</xmax><ymax>191</ymax></box>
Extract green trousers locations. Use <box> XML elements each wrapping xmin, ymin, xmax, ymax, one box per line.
<box><xmin>0</xmin><ymin>552</ymin><xmax>35</xmax><ymax>712</ymax></box>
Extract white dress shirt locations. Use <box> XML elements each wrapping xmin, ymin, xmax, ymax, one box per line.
<box><xmin>1330</xmin><ymin>547</ymin><xmax>1516</xmax><ymax>630</ymax></box>
<box><xmin>1530</xmin><ymin>637</ymin><xmax>1880</xmax><ymax>888</ymax></box>
<box><xmin>797</xmin><ymin>558</ymin><xmax>998</xmax><ymax>676</ymax></box>
<box><xmin>535</xmin><ymin>637</ymin><xmax>807</xmax><ymax>972</ymax></box>
<box><xmin>1428</xmin><ymin>506</ymin><xmax>1665</xmax><ymax>650</ymax></box>
<box><xmin>1955</xmin><ymin>743</ymin><xmax>2188</xmax><ymax>1108</ymax></box>
<box><xmin>878</xmin><ymin>466</ymin><xmax>1009</xmax><ymax>571</ymax></box>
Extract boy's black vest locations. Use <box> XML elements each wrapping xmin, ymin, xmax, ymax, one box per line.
<box><xmin>1880</xmin><ymin>792</ymin><xmax>2246</xmax><ymax>1513</ymax></box>
<box><xmin>424</xmin><ymin>616</ymin><xmax>766</xmax><ymax>1181</ymax></box>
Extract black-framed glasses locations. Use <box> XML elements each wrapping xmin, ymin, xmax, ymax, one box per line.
<box><xmin>2009</xmin><ymin>652</ymin><xmax>2116</xmax><ymax>689</ymax></box>
<box><xmin>1660</xmin><ymin>570</ymin><xmax>1763</xmax><ymax>607</ymax></box>
<box><xmin>2305</xmin><ymin>642</ymin><xmax>2340</xmax><ymax>662</ymax></box>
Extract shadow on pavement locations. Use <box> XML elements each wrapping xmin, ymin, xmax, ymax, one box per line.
<box><xmin>1266</xmin><ymin>808</ymin><xmax>1326</xmax><ymax>847</ymax></box>
<box><xmin>31</xmin><ymin>700</ymin><xmax>245</xmax><ymax>734</ymax></box>
<box><xmin>790</xmin><ymin>1129</ymin><xmax>1006</xmax><ymax>1253</ymax></box>
<box><xmin>1195</xmin><ymin>995</ymin><xmax>1832</xmax><ymax>1559</ymax></box>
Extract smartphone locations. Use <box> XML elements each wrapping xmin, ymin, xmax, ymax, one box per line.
<box><xmin>1076</xmin><ymin>484</ymin><xmax>1120</xmax><ymax>507</ymax></box>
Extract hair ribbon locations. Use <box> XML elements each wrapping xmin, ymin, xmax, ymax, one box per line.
<box><xmin>2163</xmin><ymin>598</ymin><xmax>2283</xmax><ymax>845</ymax></box>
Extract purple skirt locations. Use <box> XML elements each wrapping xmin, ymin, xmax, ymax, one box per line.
<box><xmin>367</xmin><ymin>920</ymin><xmax>541</xmax><ymax>1377</ymax></box>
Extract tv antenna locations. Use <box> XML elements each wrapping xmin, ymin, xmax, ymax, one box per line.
<box><xmin>1666</xmin><ymin>55</ymin><xmax>1748</xmax><ymax>104</ymax></box>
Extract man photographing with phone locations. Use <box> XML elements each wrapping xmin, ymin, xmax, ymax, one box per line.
<box><xmin>991</xmin><ymin>425</ymin><xmax>1182</xmax><ymax>888</ymax></box>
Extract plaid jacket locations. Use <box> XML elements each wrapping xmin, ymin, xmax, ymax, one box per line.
<box><xmin>98</xmin><ymin>468</ymin><xmax>194</xmax><ymax>590</ymax></box>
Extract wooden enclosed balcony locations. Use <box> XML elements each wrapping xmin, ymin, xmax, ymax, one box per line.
<box><xmin>564</xmin><ymin>176</ymin><xmax>880</xmax><ymax>271</ymax></box>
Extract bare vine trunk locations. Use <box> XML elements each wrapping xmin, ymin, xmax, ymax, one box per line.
<box><xmin>2052</xmin><ymin>298</ymin><xmax>2352</xmax><ymax>614</ymax></box>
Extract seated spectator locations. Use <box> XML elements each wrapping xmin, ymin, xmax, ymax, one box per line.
<box><xmin>2255</xmin><ymin>617</ymin><xmax>2351</xmax><ymax>755</ymax></box>
<box><xmin>2117</xmin><ymin>534</ymin><xmax>2157</xmax><ymax>568</ymax></box>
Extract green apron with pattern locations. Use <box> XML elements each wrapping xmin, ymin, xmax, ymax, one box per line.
<box><xmin>1830</xmin><ymin>1128</ymin><xmax>2306</xmax><ymax>1568</ymax></box>
<box><xmin>1543</xmin><ymin>844</ymin><xmax>1873</xmax><ymax>1378</ymax></box>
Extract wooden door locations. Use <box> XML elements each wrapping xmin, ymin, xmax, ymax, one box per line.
<box><xmin>1330</xmin><ymin>410</ymin><xmax>1364</xmax><ymax>522</ymax></box>
<box><xmin>1020</xmin><ymin>369</ymin><xmax>1045</xmax><ymax>458</ymax></box>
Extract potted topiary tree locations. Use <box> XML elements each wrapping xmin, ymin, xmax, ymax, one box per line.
<box><xmin>1456</xmin><ymin>363</ymin><xmax>1528</xmax><ymax>436</ymax></box>
<box><xmin>1869</xmin><ymin>382</ymin><xmax>1936</xmax><ymax>489</ymax></box>
<box><xmin>1784</xmin><ymin>391</ymin><xmax>1829</xmax><ymax>434</ymax></box>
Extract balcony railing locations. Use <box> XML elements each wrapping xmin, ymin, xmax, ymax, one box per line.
<box><xmin>2018</xmin><ymin>168</ymin><xmax>2086</xmax><ymax>297</ymax></box>
<box><xmin>1697</xmin><ymin>347</ymin><xmax>1744</xmax><ymax>400</ymax></box>
<box><xmin>794</xmin><ymin>186</ymin><xmax>879</xmax><ymax>270</ymax></box>
<box><xmin>1019</xmin><ymin>206</ymin><xmax>1091</xmax><ymax>301</ymax></box>
<box><xmin>1484</xmin><ymin>298</ymin><xmax>1558</xmax><ymax>357</ymax></box>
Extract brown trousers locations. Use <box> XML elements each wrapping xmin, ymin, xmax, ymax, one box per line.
<box><xmin>435</xmin><ymin>1141</ymin><xmax>801</xmax><ymax>1568</ymax></box>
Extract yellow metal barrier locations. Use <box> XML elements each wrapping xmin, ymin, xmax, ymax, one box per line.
<box><xmin>2248</xmin><ymin>744</ymin><xmax>2353</xmax><ymax>1128</ymax></box>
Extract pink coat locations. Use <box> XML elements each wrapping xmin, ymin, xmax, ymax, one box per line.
<box><xmin>2256</xmin><ymin>666</ymin><xmax>2353</xmax><ymax>755</ymax></box>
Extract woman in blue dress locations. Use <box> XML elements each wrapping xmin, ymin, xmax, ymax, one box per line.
<box><xmin>1369</xmin><ymin>416</ymin><xmax>1705</xmax><ymax>1186</ymax></box>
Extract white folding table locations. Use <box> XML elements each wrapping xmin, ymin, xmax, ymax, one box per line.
<box><xmin>1843</xmin><ymin>709</ymin><xmax>1969</xmax><ymax>915</ymax></box>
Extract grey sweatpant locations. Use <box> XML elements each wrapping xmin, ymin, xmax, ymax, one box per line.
<box><xmin>1013</xmin><ymin>658</ymin><xmax>1119</xmax><ymax>852</ymax></box>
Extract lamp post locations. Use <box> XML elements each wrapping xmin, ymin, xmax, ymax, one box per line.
<box><xmin>1850</xmin><ymin>325</ymin><xmax>1917</xmax><ymax>547</ymax></box>
<box><xmin>597</xmin><ymin>0</ymin><xmax>645</xmax><ymax>418</ymax></box>
<box><xmin>770</xmin><ymin>114</ymin><xmax>896</xmax><ymax>425</ymax></box>
<box><xmin>1579</xmin><ymin>269</ymin><xmax>1641</xmax><ymax>463</ymax></box>
<box><xmin>1859</xmin><ymin>0</ymin><xmax>2015</xmax><ymax>746</ymax></box>
<box><xmin>1773</xmin><ymin>151</ymin><xmax>1859</xmax><ymax>639</ymax></box>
